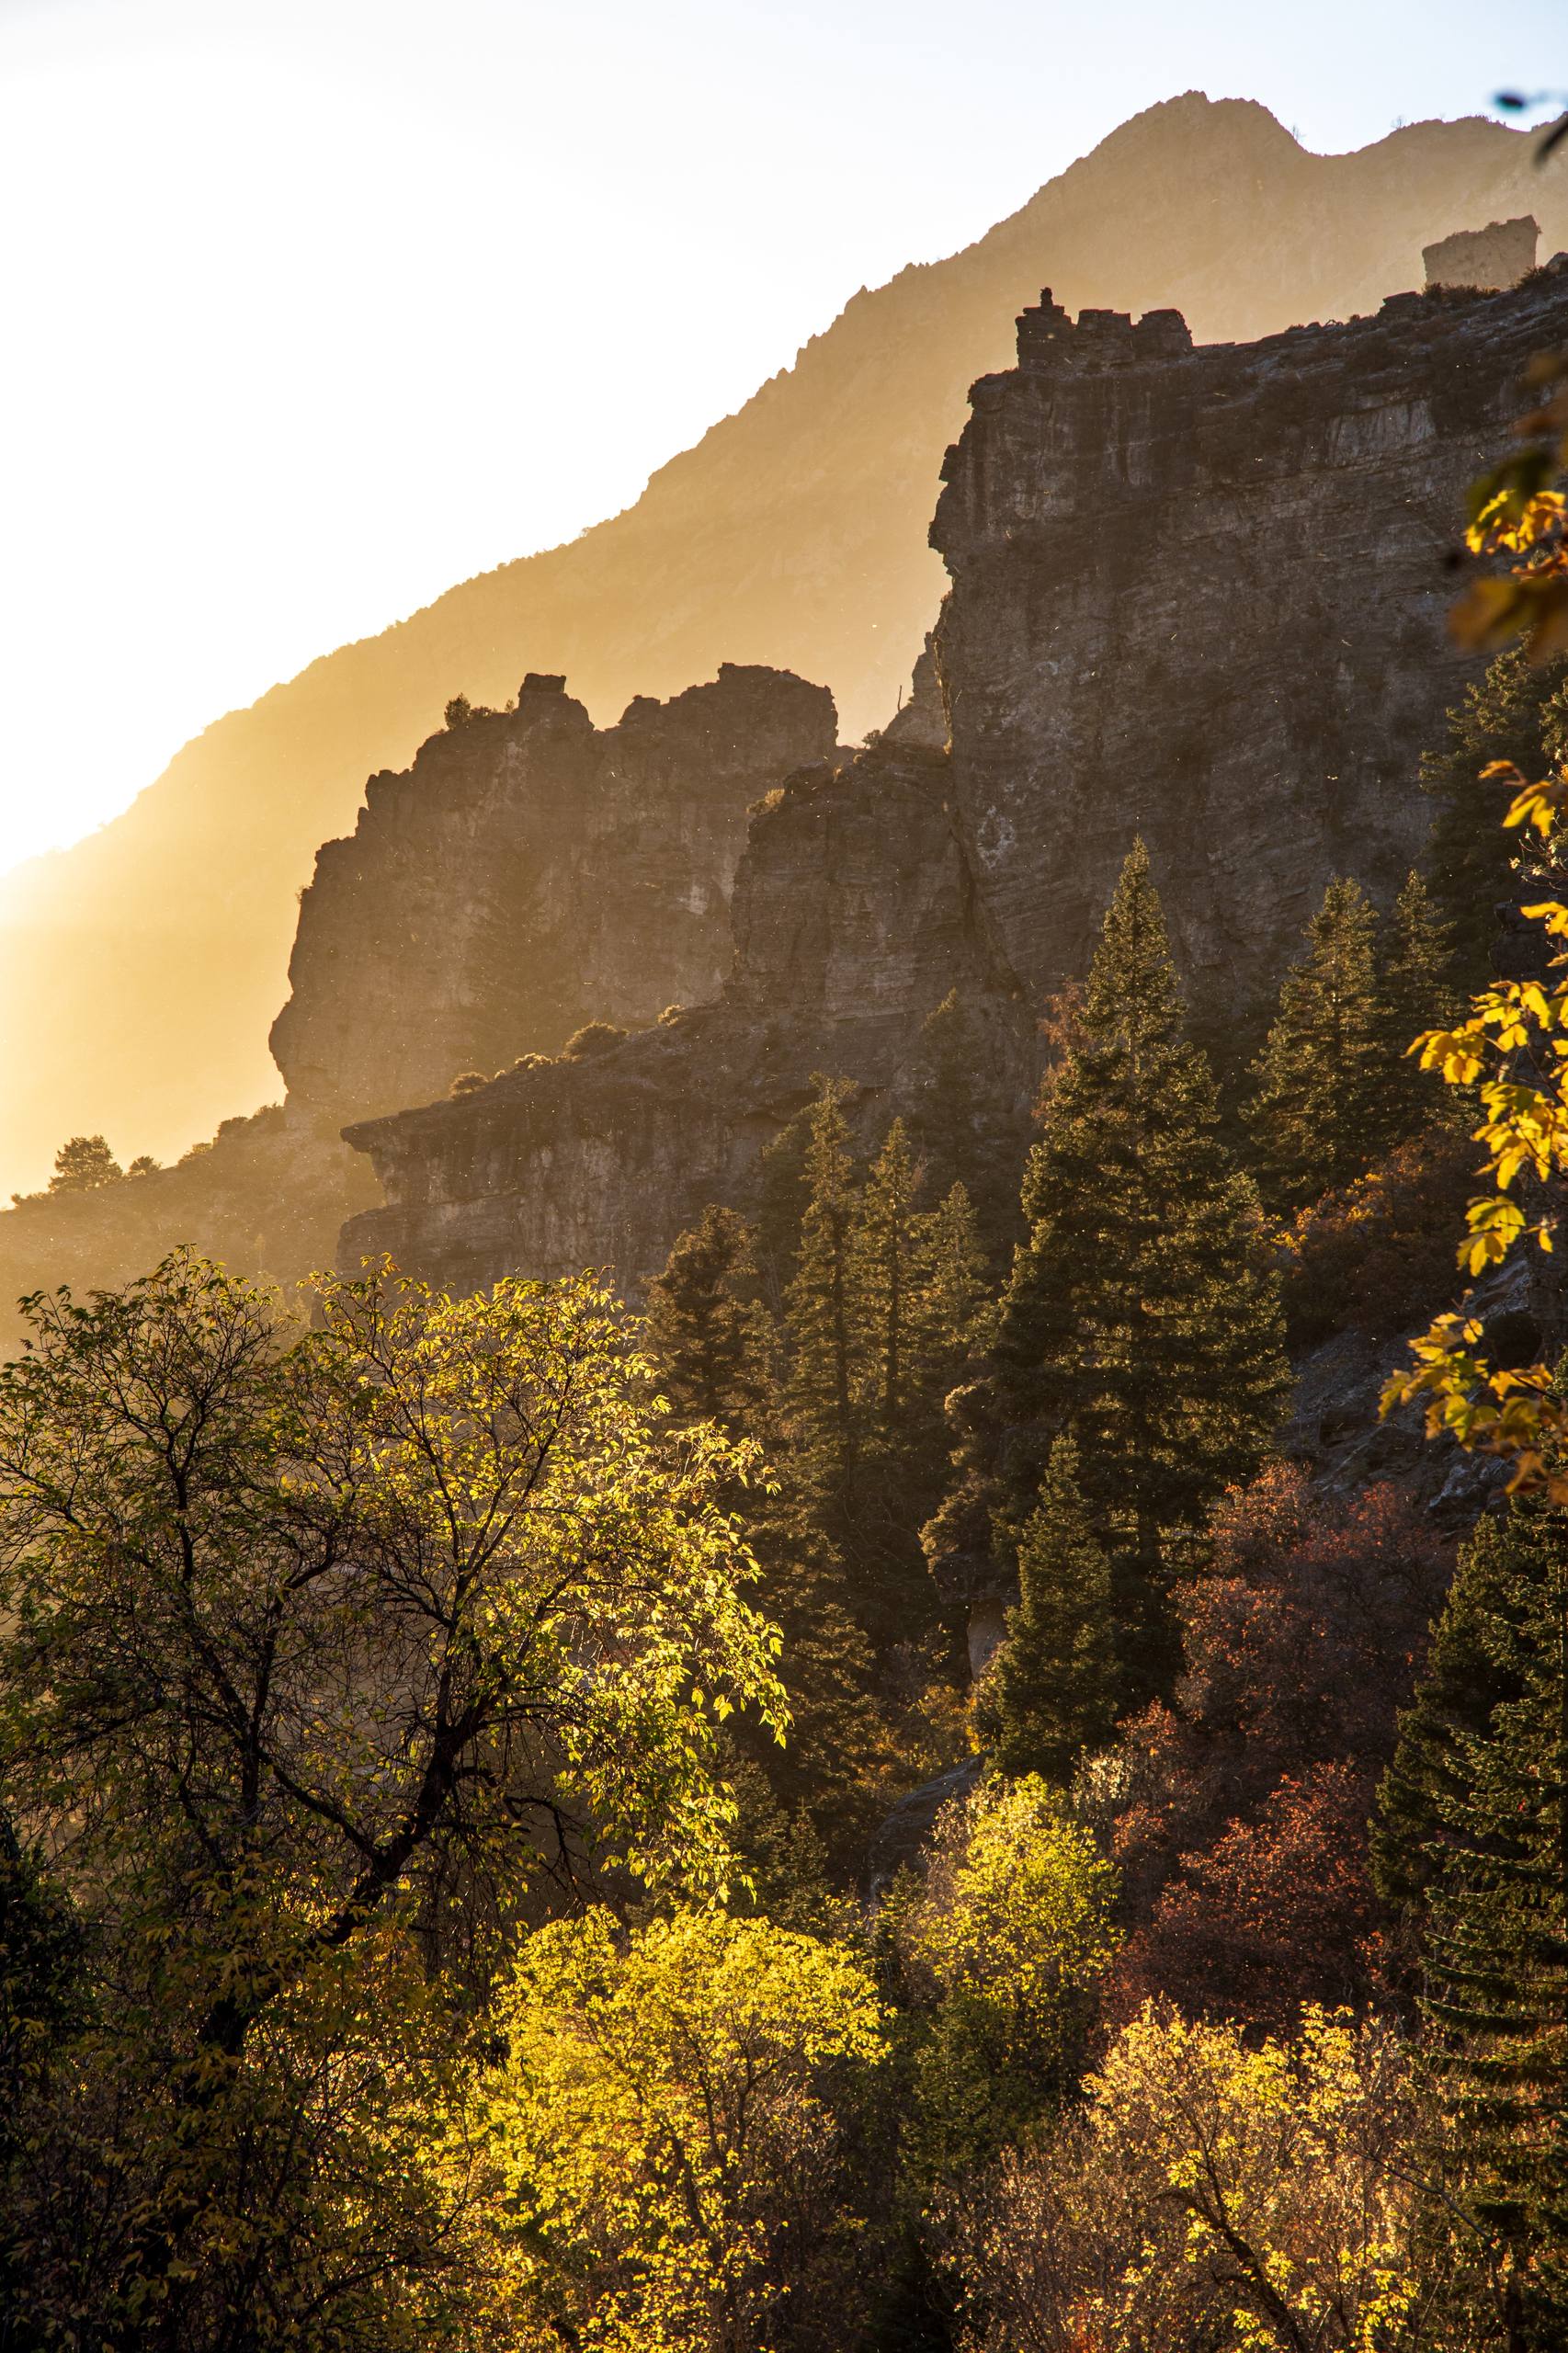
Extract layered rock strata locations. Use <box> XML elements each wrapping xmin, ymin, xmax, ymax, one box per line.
<box><xmin>344</xmin><ymin>266</ymin><xmax>1568</xmax><ymax>1296</ymax></box>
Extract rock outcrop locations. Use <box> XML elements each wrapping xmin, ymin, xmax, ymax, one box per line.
<box><xmin>8</xmin><ymin>97</ymin><xmax>1568</xmax><ymax>1205</ymax></box>
<box><xmin>1424</xmin><ymin>214</ymin><xmax>1539</xmax><ymax>290</ymax></box>
<box><xmin>341</xmin><ymin>659</ymin><xmax>1034</xmax><ymax>1294</ymax></box>
<box><xmin>930</xmin><ymin>273</ymin><xmax>1568</xmax><ymax>1029</ymax></box>
<box><xmin>271</xmin><ymin>665</ymin><xmax>835</xmax><ymax>1125</ymax></box>
<box><xmin>0</xmin><ymin>665</ymin><xmax>833</xmax><ymax>1336</ymax></box>
<box><xmin>342</xmin><ymin>262</ymin><xmax>1568</xmax><ymax>1295</ymax></box>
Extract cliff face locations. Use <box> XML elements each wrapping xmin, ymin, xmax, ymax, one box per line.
<box><xmin>270</xmin><ymin>665</ymin><xmax>835</xmax><ymax>1125</ymax></box>
<box><xmin>343</xmin><ymin>666</ymin><xmax>1034</xmax><ymax>1295</ymax></box>
<box><xmin>930</xmin><ymin>276</ymin><xmax>1568</xmax><ymax>1025</ymax></box>
<box><xmin>0</xmin><ymin>665</ymin><xmax>833</xmax><ymax>1338</ymax></box>
<box><xmin>6</xmin><ymin>96</ymin><xmax>1565</xmax><ymax>1203</ymax></box>
<box><xmin>342</xmin><ymin>262</ymin><xmax>1568</xmax><ymax>1295</ymax></box>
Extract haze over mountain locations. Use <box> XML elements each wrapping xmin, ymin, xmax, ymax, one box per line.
<box><xmin>4</xmin><ymin>91</ymin><xmax>1564</xmax><ymax>1201</ymax></box>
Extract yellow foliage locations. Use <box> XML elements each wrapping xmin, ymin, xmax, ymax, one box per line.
<box><xmin>477</xmin><ymin>1905</ymin><xmax>887</xmax><ymax>2352</ymax></box>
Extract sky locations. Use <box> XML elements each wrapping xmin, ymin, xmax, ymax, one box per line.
<box><xmin>0</xmin><ymin>0</ymin><xmax>1563</xmax><ymax>877</ymax></box>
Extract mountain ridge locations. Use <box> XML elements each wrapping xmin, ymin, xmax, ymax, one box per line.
<box><xmin>4</xmin><ymin>92</ymin><xmax>1563</xmax><ymax>1198</ymax></box>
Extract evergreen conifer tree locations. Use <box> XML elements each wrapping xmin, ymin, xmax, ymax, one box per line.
<box><xmin>642</xmin><ymin>1205</ymin><xmax>772</xmax><ymax>1436</ymax></box>
<box><xmin>847</xmin><ymin>1135</ymin><xmax>993</xmax><ymax>1643</ymax></box>
<box><xmin>782</xmin><ymin>1077</ymin><xmax>864</xmax><ymax>1545</ymax></box>
<box><xmin>1245</xmin><ymin>876</ymin><xmax>1385</xmax><ymax>1213</ymax></box>
<box><xmin>645</xmin><ymin>1195</ymin><xmax>885</xmax><ymax>1859</ymax></box>
<box><xmin>1423</xmin><ymin>646</ymin><xmax>1568</xmax><ymax>989</ymax></box>
<box><xmin>854</xmin><ymin>1120</ymin><xmax>925</xmax><ymax>1433</ymax></box>
<box><xmin>1374</xmin><ymin>869</ymin><xmax>1460</xmax><ymax>1151</ymax></box>
<box><xmin>753</xmin><ymin>1107</ymin><xmax>814</xmax><ymax>1316</ymax></box>
<box><xmin>989</xmin><ymin>840</ymin><xmax>1289</xmax><ymax>1703</ymax></box>
<box><xmin>1374</xmin><ymin>1493</ymin><xmax>1568</xmax><ymax>2349</ymax></box>
<box><xmin>912</xmin><ymin>1180</ymin><xmax>992</xmax><ymax>1407</ymax></box>
<box><xmin>972</xmin><ymin>1438</ymin><xmax>1116</xmax><ymax>1783</ymax></box>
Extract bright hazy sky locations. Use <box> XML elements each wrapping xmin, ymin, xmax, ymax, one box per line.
<box><xmin>1</xmin><ymin>0</ymin><xmax>1562</xmax><ymax>876</ymax></box>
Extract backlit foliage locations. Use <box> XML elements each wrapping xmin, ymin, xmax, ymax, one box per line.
<box><xmin>1386</xmin><ymin>356</ymin><xmax>1568</xmax><ymax>1491</ymax></box>
<box><xmin>480</xmin><ymin>1906</ymin><xmax>888</xmax><ymax>2352</ymax></box>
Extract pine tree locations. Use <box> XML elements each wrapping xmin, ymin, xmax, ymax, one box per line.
<box><xmin>854</xmin><ymin>1120</ymin><xmax>925</xmax><ymax>1434</ymax></box>
<box><xmin>642</xmin><ymin>1205</ymin><xmax>772</xmax><ymax>1437</ymax></box>
<box><xmin>1424</xmin><ymin>646</ymin><xmax>1568</xmax><ymax>990</ymax></box>
<box><xmin>782</xmin><ymin>1077</ymin><xmax>864</xmax><ymax>1545</ymax></box>
<box><xmin>972</xmin><ymin>1438</ymin><xmax>1116</xmax><ymax>1784</ymax></box>
<box><xmin>1374</xmin><ymin>1495</ymin><xmax>1568</xmax><ymax>2349</ymax></box>
<box><xmin>987</xmin><ymin>840</ymin><xmax>1290</xmax><ymax>1704</ymax></box>
<box><xmin>1245</xmin><ymin>876</ymin><xmax>1385</xmax><ymax>1213</ymax></box>
<box><xmin>1371</xmin><ymin>1507</ymin><xmax>1524</xmax><ymax>1920</ymax></box>
<box><xmin>753</xmin><ymin>1107</ymin><xmax>814</xmax><ymax>1317</ymax></box>
<box><xmin>1375</xmin><ymin>868</ymin><xmax>1459</xmax><ymax>1148</ymax></box>
<box><xmin>645</xmin><ymin>1190</ymin><xmax>885</xmax><ymax>1859</ymax></box>
<box><xmin>911</xmin><ymin>1180</ymin><xmax>992</xmax><ymax>1408</ymax></box>
<box><xmin>47</xmin><ymin>1134</ymin><xmax>122</xmax><ymax>1194</ymax></box>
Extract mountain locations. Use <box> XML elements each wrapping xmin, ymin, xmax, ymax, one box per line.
<box><xmin>3</xmin><ymin>92</ymin><xmax>1563</xmax><ymax>1199</ymax></box>
<box><xmin>344</xmin><ymin>261</ymin><xmax>1566</xmax><ymax>1313</ymax></box>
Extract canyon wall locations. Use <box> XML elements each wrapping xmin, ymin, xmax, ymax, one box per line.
<box><xmin>0</xmin><ymin>665</ymin><xmax>832</xmax><ymax>1332</ymax></box>
<box><xmin>271</xmin><ymin>664</ymin><xmax>835</xmax><ymax>1125</ymax></box>
<box><xmin>342</xmin><ymin>262</ymin><xmax>1568</xmax><ymax>1294</ymax></box>
<box><xmin>930</xmin><ymin>274</ymin><xmax>1564</xmax><ymax>1027</ymax></box>
<box><xmin>341</xmin><ymin>663</ymin><xmax>1035</xmax><ymax>1295</ymax></box>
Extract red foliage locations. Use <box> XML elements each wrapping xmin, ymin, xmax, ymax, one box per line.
<box><xmin>1103</xmin><ymin>1466</ymin><xmax>1449</xmax><ymax>2028</ymax></box>
<box><xmin>1280</xmin><ymin>1127</ymin><xmax>1477</xmax><ymax>1346</ymax></box>
<box><xmin>1108</xmin><ymin>1763</ymin><xmax>1381</xmax><ymax>2031</ymax></box>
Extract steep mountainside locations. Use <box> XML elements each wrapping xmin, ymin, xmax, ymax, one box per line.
<box><xmin>4</xmin><ymin>96</ymin><xmax>1564</xmax><ymax>1199</ymax></box>
<box><xmin>342</xmin><ymin>264</ymin><xmax>1568</xmax><ymax>1299</ymax></box>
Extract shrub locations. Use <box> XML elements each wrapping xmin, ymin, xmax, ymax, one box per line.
<box><xmin>952</xmin><ymin>2005</ymin><xmax>1434</xmax><ymax>2353</ymax></box>
<box><xmin>562</xmin><ymin>1022</ymin><xmax>628</xmax><ymax>1060</ymax></box>
<box><xmin>890</xmin><ymin>1773</ymin><xmax>1117</xmax><ymax>2173</ymax></box>
<box><xmin>1280</xmin><ymin>1126</ymin><xmax>1477</xmax><ymax>1346</ymax></box>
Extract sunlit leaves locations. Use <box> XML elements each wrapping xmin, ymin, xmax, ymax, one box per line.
<box><xmin>480</xmin><ymin>1906</ymin><xmax>887</xmax><ymax>2351</ymax></box>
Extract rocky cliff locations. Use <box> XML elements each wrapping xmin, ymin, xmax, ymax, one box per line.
<box><xmin>270</xmin><ymin>665</ymin><xmax>835</xmax><ymax>1126</ymax></box>
<box><xmin>930</xmin><ymin>276</ymin><xmax>1563</xmax><ymax>1028</ymax></box>
<box><xmin>342</xmin><ymin>261</ymin><xmax>1568</xmax><ymax>1296</ymax></box>
<box><xmin>6</xmin><ymin>96</ymin><xmax>1566</xmax><ymax>1203</ymax></box>
<box><xmin>0</xmin><ymin>664</ymin><xmax>832</xmax><ymax>1335</ymax></box>
<box><xmin>341</xmin><ymin>660</ymin><xmax>1035</xmax><ymax>1294</ymax></box>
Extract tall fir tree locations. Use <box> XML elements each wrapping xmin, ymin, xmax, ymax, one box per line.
<box><xmin>1375</xmin><ymin>867</ymin><xmax>1459</xmax><ymax>1147</ymax></box>
<box><xmin>1374</xmin><ymin>1494</ymin><xmax>1568</xmax><ymax>2351</ymax></box>
<box><xmin>848</xmin><ymin>1132</ymin><xmax>992</xmax><ymax>1643</ymax></box>
<box><xmin>971</xmin><ymin>1437</ymin><xmax>1116</xmax><ymax>1784</ymax></box>
<box><xmin>854</xmin><ymin>1119</ymin><xmax>925</xmax><ymax>1434</ymax></box>
<box><xmin>643</xmin><ymin>1201</ymin><xmax>886</xmax><ymax>1862</ymax></box>
<box><xmin>1423</xmin><ymin>646</ymin><xmax>1568</xmax><ymax>990</ymax></box>
<box><xmin>985</xmin><ymin>840</ymin><xmax>1290</xmax><ymax>1704</ymax></box>
<box><xmin>911</xmin><ymin>1179</ymin><xmax>992</xmax><ymax>1410</ymax></box>
<box><xmin>642</xmin><ymin>1204</ymin><xmax>773</xmax><ymax>1436</ymax></box>
<box><xmin>1245</xmin><ymin>875</ymin><xmax>1385</xmax><ymax>1214</ymax></box>
<box><xmin>753</xmin><ymin>1105</ymin><xmax>814</xmax><ymax>1317</ymax></box>
<box><xmin>782</xmin><ymin>1076</ymin><xmax>864</xmax><ymax>1545</ymax></box>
